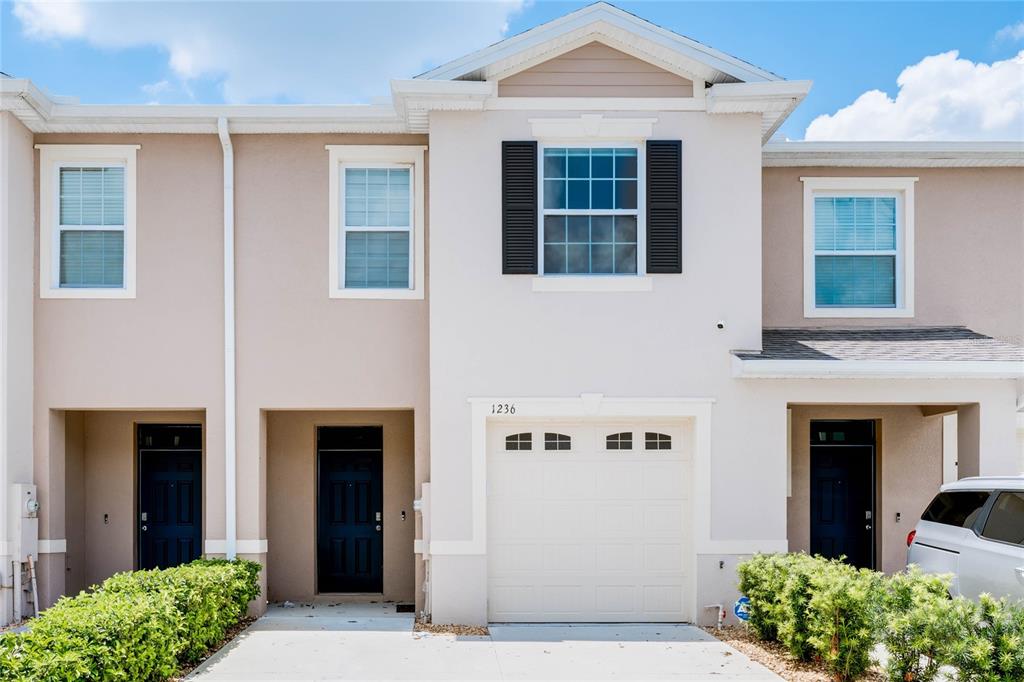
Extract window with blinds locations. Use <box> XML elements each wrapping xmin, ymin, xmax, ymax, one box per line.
<box><xmin>58</xmin><ymin>166</ymin><xmax>126</xmax><ymax>288</ymax></box>
<box><xmin>813</xmin><ymin>196</ymin><xmax>897</xmax><ymax>308</ymax></box>
<box><xmin>342</xmin><ymin>166</ymin><xmax>412</xmax><ymax>289</ymax></box>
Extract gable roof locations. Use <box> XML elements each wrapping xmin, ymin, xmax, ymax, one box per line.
<box><xmin>416</xmin><ymin>2</ymin><xmax>781</xmax><ymax>85</ymax></box>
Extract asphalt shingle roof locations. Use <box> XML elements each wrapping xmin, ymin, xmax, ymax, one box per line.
<box><xmin>733</xmin><ymin>327</ymin><xmax>1024</xmax><ymax>363</ymax></box>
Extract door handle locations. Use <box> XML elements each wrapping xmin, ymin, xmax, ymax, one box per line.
<box><xmin>141</xmin><ymin>525</ymin><xmax>148</xmax><ymax>532</ymax></box>
<box><xmin>1015</xmin><ymin>567</ymin><xmax>1024</xmax><ymax>583</ymax></box>
<box><xmin>865</xmin><ymin>524</ymin><xmax>872</xmax><ymax>530</ymax></box>
<box><xmin>375</xmin><ymin>525</ymin><xmax>382</xmax><ymax>532</ymax></box>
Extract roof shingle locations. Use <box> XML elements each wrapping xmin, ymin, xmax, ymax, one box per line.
<box><xmin>733</xmin><ymin>327</ymin><xmax>1024</xmax><ymax>363</ymax></box>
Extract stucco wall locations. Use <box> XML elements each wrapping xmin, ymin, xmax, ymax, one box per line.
<box><xmin>265</xmin><ymin>410</ymin><xmax>415</xmax><ymax>603</ymax></box>
<box><xmin>32</xmin><ymin>134</ymin><xmax>226</xmax><ymax>570</ymax></box>
<box><xmin>230</xmin><ymin>133</ymin><xmax>430</xmax><ymax>609</ymax></box>
<box><xmin>788</xmin><ymin>405</ymin><xmax>942</xmax><ymax>574</ymax></box>
<box><xmin>762</xmin><ymin>167</ymin><xmax>1024</xmax><ymax>342</ymax></box>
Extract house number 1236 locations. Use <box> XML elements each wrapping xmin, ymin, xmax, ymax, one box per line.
<box><xmin>491</xmin><ymin>403</ymin><xmax>516</xmax><ymax>415</ymax></box>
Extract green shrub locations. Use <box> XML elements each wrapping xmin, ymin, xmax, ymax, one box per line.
<box><xmin>946</xmin><ymin>594</ymin><xmax>1024</xmax><ymax>682</ymax></box>
<box><xmin>0</xmin><ymin>559</ymin><xmax>260</xmax><ymax>682</ymax></box>
<box><xmin>881</xmin><ymin>567</ymin><xmax>959</xmax><ymax>682</ymax></box>
<box><xmin>778</xmin><ymin>553</ymin><xmax>821</xmax><ymax>661</ymax></box>
<box><xmin>737</xmin><ymin>553</ymin><xmax>795</xmax><ymax>641</ymax></box>
<box><xmin>103</xmin><ymin>559</ymin><xmax>260</xmax><ymax>662</ymax></box>
<box><xmin>805</xmin><ymin>561</ymin><xmax>885</xmax><ymax>682</ymax></box>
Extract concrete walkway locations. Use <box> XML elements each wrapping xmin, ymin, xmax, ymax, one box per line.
<box><xmin>188</xmin><ymin>602</ymin><xmax>781</xmax><ymax>681</ymax></box>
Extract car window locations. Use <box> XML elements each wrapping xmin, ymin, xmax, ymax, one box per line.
<box><xmin>922</xmin><ymin>491</ymin><xmax>991</xmax><ymax>528</ymax></box>
<box><xmin>980</xmin><ymin>492</ymin><xmax>1024</xmax><ymax>546</ymax></box>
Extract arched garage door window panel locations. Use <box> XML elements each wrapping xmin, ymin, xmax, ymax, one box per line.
<box><xmin>544</xmin><ymin>432</ymin><xmax>571</xmax><ymax>451</ymax></box>
<box><xmin>505</xmin><ymin>432</ymin><xmax>532</xmax><ymax>451</ymax></box>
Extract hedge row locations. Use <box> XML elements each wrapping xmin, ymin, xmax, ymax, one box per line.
<box><xmin>737</xmin><ymin>553</ymin><xmax>1024</xmax><ymax>682</ymax></box>
<box><xmin>0</xmin><ymin>559</ymin><xmax>261</xmax><ymax>682</ymax></box>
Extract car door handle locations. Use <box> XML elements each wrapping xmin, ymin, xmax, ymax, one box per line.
<box><xmin>1015</xmin><ymin>567</ymin><xmax>1024</xmax><ymax>583</ymax></box>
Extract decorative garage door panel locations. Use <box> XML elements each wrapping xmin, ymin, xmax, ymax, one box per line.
<box><xmin>487</xmin><ymin>423</ymin><xmax>691</xmax><ymax>622</ymax></box>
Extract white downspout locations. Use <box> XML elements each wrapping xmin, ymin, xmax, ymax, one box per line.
<box><xmin>218</xmin><ymin>117</ymin><xmax>237</xmax><ymax>560</ymax></box>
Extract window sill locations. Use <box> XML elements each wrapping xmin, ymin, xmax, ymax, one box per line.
<box><xmin>804</xmin><ymin>306</ymin><xmax>914</xmax><ymax>319</ymax></box>
<box><xmin>330</xmin><ymin>288</ymin><xmax>424</xmax><ymax>300</ymax></box>
<box><xmin>40</xmin><ymin>287</ymin><xmax>135</xmax><ymax>300</ymax></box>
<box><xmin>531</xmin><ymin>276</ymin><xmax>654</xmax><ymax>293</ymax></box>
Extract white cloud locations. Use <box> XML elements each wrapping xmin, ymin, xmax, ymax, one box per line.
<box><xmin>805</xmin><ymin>50</ymin><xmax>1024</xmax><ymax>140</ymax></box>
<box><xmin>13</xmin><ymin>0</ymin><xmax>525</xmax><ymax>103</ymax></box>
<box><xmin>995</xmin><ymin>21</ymin><xmax>1024</xmax><ymax>42</ymax></box>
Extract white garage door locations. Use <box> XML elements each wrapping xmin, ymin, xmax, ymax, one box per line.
<box><xmin>487</xmin><ymin>422</ymin><xmax>692</xmax><ymax>622</ymax></box>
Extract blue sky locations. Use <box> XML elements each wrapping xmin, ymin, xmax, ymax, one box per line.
<box><xmin>2</xmin><ymin>1</ymin><xmax>1023</xmax><ymax>140</ymax></box>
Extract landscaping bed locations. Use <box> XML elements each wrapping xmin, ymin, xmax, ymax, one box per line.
<box><xmin>735</xmin><ymin>553</ymin><xmax>1024</xmax><ymax>682</ymax></box>
<box><xmin>705</xmin><ymin>625</ymin><xmax>885</xmax><ymax>682</ymax></box>
<box><xmin>0</xmin><ymin>558</ymin><xmax>261</xmax><ymax>682</ymax></box>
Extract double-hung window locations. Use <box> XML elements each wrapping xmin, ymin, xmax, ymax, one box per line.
<box><xmin>328</xmin><ymin>145</ymin><xmax>425</xmax><ymax>299</ymax></box>
<box><xmin>802</xmin><ymin>177</ymin><xmax>916</xmax><ymax>317</ymax></box>
<box><xmin>541</xmin><ymin>146</ymin><xmax>640</xmax><ymax>276</ymax></box>
<box><xmin>38</xmin><ymin>145</ymin><xmax>138</xmax><ymax>298</ymax></box>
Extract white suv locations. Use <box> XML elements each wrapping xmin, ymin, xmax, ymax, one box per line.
<box><xmin>907</xmin><ymin>476</ymin><xmax>1024</xmax><ymax>600</ymax></box>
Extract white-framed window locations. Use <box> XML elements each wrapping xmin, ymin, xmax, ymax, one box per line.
<box><xmin>327</xmin><ymin>145</ymin><xmax>425</xmax><ymax>299</ymax></box>
<box><xmin>37</xmin><ymin>144</ymin><xmax>138</xmax><ymax>299</ymax></box>
<box><xmin>539</xmin><ymin>143</ymin><xmax>644</xmax><ymax>278</ymax></box>
<box><xmin>802</xmin><ymin>177</ymin><xmax>916</xmax><ymax>318</ymax></box>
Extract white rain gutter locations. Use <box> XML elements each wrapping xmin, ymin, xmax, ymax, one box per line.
<box><xmin>218</xmin><ymin>117</ymin><xmax>237</xmax><ymax>560</ymax></box>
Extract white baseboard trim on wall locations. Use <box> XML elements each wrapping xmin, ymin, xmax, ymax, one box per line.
<box><xmin>38</xmin><ymin>539</ymin><xmax>67</xmax><ymax>554</ymax></box>
<box><xmin>205</xmin><ymin>539</ymin><xmax>268</xmax><ymax>555</ymax></box>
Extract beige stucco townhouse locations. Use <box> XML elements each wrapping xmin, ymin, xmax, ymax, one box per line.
<box><xmin>1</xmin><ymin>3</ymin><xmax>1022</xmax><ymax>626</ymax></box>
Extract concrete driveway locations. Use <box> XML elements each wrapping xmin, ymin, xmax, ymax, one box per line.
<box><xmin>188</xmin><ymin>602</ymin><xmax>780</xmax><ymax>681</ymax></box>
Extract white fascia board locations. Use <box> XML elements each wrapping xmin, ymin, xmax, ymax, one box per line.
<box><xmin>732</xmin><ymin>356</ymin><xmax>1024</xmax><ymax>379</ymax></box>
<box><xmin>706</xmin><ymin>80</ymin><xmax>812</xmax><ymax>143</ymax></box>
<box><xmin>707</xmin><ymin>80</ymin><xmax>813</xmax><ymax>108</ymax></box>
<box><xmin>763</xmin><ymin>141</ymin><xmax>1024</xmax><ymax>168</ymax></box>
<box><xmin>416</xmin><ymin>2</ymin><xmax>779</xmax><ymax>84</ymax></box>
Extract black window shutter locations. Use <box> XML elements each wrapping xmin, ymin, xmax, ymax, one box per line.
<box><xmin>502</xmin><ymin>141</ymin><xmax>538</xmax><ymax>274</ymax></box>
<box><xmin>646</xmin><ymin>140</ymin><xmax>682</xmax><ymax>274</ymax></box>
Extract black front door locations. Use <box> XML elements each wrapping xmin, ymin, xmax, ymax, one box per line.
<box><xmin>317</xmin><ymin>426</ymin><xmax>384</xmax><ymax>593</ymax></box>
<box><xmin>138</xmin><ymin>424</ymin><xmax>202</xmax><ymax>570</ymax></box>
<box><xmin>810</xmin><ymin>420</ymin><xmax>875</xmax><ymax>569</ymax></box>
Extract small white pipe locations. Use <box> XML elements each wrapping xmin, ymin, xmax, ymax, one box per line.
<box><xmin>218</xmin><ymin>117</ymin><xmax>237</xmax><ymax>561</ymax></box>
<box><xmin>12</xmin><ymin>560</ymin><xmax>21</xmax><ymax>622</ymax></box>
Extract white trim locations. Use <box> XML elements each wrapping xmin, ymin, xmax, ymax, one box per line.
<box><xmin>801</xmin><ymin>177</ymin><xmax>917</xmax><ymax>319</ymax></box>
<box><xmin>36</xmin><ymin>144</ymin><xmax>138</xmax><ymax>299</ymax></box>
<box><xmin>38</xmin><ymin>539</ymin><xmax>67</xmax><ymax>554</ymax></box>
<box><xmin>706</xmin><ymin>81</ymin><xmax>813</xmax><ymax>142</ymax></box>
<box><xmin>205</xmin><ymin>538</ymin><xmax>267</xmax><ymax>555</ymax></box>
<box><xmin>529</xmin><ymin>115</ymin><xmax>657</xmax><ymax>140</ymax></box>
<box><xmin>327</xmin><ymin>145</ymin><xmax>426</xmax><ymax>300</ymax></box>
<box><xmin>764</xmin><ymin>141</ymin><xmax>1024</xmax><ymax>167</ymax></box>
<box><xmin>532</xmin><ymin>276</ymin><xmax>653</xmax><ymax>292</ymax></box>
<box><xmin>488</xmin><ymin>97</ymin><xmax>705</xmax><ymax>112</ymax></box>
<box><xmin>416</xmin><ymin>3</ymin><xmax>780</xmax><ymax>84</ymax></box>
<box><xmin>732</xmin><ymin>356</ymin><xmax>1024</xmax><ymax>379</ymax></box>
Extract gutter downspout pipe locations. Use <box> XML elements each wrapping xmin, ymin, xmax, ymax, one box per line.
<box><xmin>218</xmin><ymin>117</ymin><xmax>237</xmax><ymax>561</ymax></box>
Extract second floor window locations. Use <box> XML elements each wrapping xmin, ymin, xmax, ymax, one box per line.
<box><xmin>343</xmin><ymin>166</ymin><xmax>411</xmax><ymax>289</ymax></box>
<box><xmin>541</xmin><ymin>146</ymin><xmax>639</xmax><ymax>276</ymax></box>
<box><xmin>58</xmin><ymin>166</ymin><xmax>126</xmax><ymax>289</ymax></box>
<box><xmin>328</xmin><ymin>145</ymin><xmax>425</xmax><ymax>299</ymax></box>
<box><xmin>814</xmin><ymin>196</ymin><xmax>897</xmax><ymax>308</ymax></box>
<box><xmin>38</xmin><ymin>144</ymin><xmax>138</xmax><ymax>299</ymax></box>
<box><xmin>802</xmin><ymin>177</ymin><xmax>916</xmax><ymax>318</ymax></box>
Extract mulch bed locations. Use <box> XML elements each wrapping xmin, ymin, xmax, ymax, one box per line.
<box><xmin>704</xmin><ymin>625</ymin><xmax>885</xmax><ymax>682</ymax></box>
<box><xmin>169</xmin><ymin>616</ymin><xmax>256</xmax><ymax>681</ymax></box>
<box><xmin>413</xmin><ymin>620</ymin><xmax>490</xmax><ymax>637</ymax></box>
